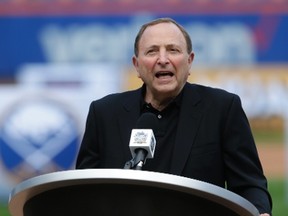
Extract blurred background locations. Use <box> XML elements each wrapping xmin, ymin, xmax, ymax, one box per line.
<box><xmin>0</xmin><ymin>0</ymin><xmax>288</xmax><ymax>215</ymax></box>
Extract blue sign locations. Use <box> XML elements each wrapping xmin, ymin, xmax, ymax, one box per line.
<box><xmin>0</xmin><ymin>97</ymin><xmax>80</xmax><ymax>179</ymax></box>
<box><xmin>0</xmin><ymin>9</ymin><xmax>287</xmax><ymax>77</ymax></box>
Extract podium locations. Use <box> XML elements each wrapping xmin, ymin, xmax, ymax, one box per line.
<box><xmin>8</xmin><ymin>169</ymin><xmax>259</xmax><ymax>216</ymax></box>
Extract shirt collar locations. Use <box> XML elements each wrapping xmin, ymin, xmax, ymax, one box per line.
<box><xmin>140</xmin><ymin>84</ymin><xmax>183</xmax><ymax>112</ymax></box>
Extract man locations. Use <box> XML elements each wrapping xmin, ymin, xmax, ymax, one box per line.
<box><xmin>76</xmin><ymin>18</ymin><xmax>272</xmax><ymax>215</ymax></box>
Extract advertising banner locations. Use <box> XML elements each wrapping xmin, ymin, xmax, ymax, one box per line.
<box><xmin>0</xmin><ymin>13</ymin><xmax>287</xmax><ymax>77</ymax></box>
<box><xmin>0</xmin><ymin>64</ymin><xmax>123</xmax><ymax>201</ymax></box>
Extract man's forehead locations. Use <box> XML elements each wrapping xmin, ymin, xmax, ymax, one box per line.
<box><xmin>140</xmin><ymin>24</ymin><xmax>186</xmax><ymax>47</ymax></box>
<box><xmin>144</xmin><ymin>22</ymin><xmax>179</xmax><ymax>33</ymax></box>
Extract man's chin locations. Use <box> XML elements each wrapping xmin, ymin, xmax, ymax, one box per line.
<box><xmin>154</xmin><ymin>86</ymin><xmax>179</xmax><ymax>97</ymax></box>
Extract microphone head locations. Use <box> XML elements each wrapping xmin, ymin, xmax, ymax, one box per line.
<box><xmin>129</xmin><ymin>112</ymin><xmax>158</xmax><ymax>159</ymax></box>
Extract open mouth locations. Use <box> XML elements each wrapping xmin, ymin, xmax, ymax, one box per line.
<box><xmin>155</xmin><ymin>71</ymin><xmax>174</xmax><ymax>78</ymax></box>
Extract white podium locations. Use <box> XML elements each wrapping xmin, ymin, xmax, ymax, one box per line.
<box><xmin>8</xmin><ymin>169</ymin><xmax>259</xmax><ymax>216</ymax></box>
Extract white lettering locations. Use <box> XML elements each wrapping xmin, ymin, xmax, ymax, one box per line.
<box><xmin>39</xmin><ymin>21</ymin><xmax>256</xmax><ymax>65</ymax></box>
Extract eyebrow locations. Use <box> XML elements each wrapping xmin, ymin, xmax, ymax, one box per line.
<box><xmin>146</xmin><ymin>43</ymin><xmax>181</xmax><ymax>50</ymax></box>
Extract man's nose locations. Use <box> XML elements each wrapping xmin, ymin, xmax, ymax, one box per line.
<box><xmin>157</xmin><ymin>51</ymin><xmax>169</xmax><ymax>65</ymax></box>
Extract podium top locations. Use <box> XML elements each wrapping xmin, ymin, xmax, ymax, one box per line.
<box><xmin>9</xmin><ymin>169</ymin><xmax>259</xmax><ymax>216</ymax></box>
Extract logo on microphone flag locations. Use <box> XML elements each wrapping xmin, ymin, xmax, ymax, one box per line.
<box><xmin>134</xmin><ymin>131</ymin><xmax>148</xmax><ymax>144</ymax></box>
<box><xmin>129</xmin><ymin>129</ymin><xmax>156</xmax><ymax>159</ymax></box>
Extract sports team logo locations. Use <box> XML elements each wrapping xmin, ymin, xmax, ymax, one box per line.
<box><xmin>134</xmin><ymin>131</ymin><xmax>148</xmax><ymax>143</ymax></box>
<box><xmin>0</xmin><ymin>97</ymin><xmax>80</xmax><ymax>182</ymax></box>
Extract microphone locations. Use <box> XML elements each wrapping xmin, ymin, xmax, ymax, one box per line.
<box><xmin>124</xmin><ymin>112</ymin><xmax>158</xmax><ymax>170</ymax></box>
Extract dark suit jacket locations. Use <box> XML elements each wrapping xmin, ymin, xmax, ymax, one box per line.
<box><xmin>76</xmin><ymin>82</ymin><xmax>272</xmax><ymax>214</ymax></box>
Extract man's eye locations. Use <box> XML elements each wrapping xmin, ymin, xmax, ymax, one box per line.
<box><xmin>146</xmin><ymin>50</ymin><xmax>157</xmax><ymax>55</ymax></box>
<box><xmin>170</xmin><ymin>48</ymin><xmax>179</xmax><ymax>53</ymax></box>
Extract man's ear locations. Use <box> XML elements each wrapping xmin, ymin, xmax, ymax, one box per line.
<box><xmin>188</xmin><ymin>52</ymin><xmax>195</xmax><ymax>65</ymax></box>
<box><xmin>132</xmin><ymin>55</ymin><xmax>141</xmax><ymax>78</ymax></box>
<box><xmin>187</xmin><ymin>52</ymin><xmax>195</xmax><ymax>75</ymax></box>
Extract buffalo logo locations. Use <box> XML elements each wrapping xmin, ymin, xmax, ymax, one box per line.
<box><xmin>0</xmin><ymin>97</ymin><xmax>80</xmax><ymax>181</ymax></box>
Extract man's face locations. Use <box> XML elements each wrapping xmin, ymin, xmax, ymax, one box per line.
<box><xmin>133</xmin><ymin>22</ymin><xmax>194</xmax><ymax>100</ymax></box>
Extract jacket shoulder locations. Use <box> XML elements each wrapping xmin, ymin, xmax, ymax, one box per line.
<box><xmin>90</xmin><ymin>88</ymin><xmax>140</xmax><ymax>108</ymax></box>
<box><xmin>187</xmin><ymin>83</ymin><xmax>239</xmax><ymax>101</ymax></box>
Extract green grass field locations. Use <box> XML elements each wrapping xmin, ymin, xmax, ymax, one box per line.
<box><xmin>1</xmin><ymin>179</ymin><xmax>287</xmax><ymax>216</ymax></box>
<box><xmin>268</xmin><ymin>179</ymin><xmax>288</xmax><ymax>216</ymax></box>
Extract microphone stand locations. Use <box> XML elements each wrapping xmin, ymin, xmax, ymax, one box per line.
<box><xmin>124</xmin><ymin>149</ymin><xmax>147</xmax><ymax>170</ymax></box>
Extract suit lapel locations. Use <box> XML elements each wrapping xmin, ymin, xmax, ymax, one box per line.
<box><xmin>170</xmin><ymin>84</ymin><xmax>203</xmax><ymax>175</ymax></box>
<box><xmin>117</xmin><ymin>89</ymin><xmax>142</xmax><ymax>159</ymax></box>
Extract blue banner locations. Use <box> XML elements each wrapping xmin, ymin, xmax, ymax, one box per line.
<box><xmin>0</xmin><ymin>14</ymin><xmax>287</xmax><ymax>78</ymax></box>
